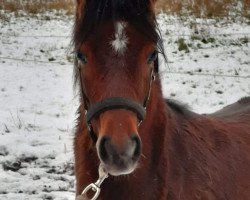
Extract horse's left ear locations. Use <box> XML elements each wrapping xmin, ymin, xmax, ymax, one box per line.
<box><xmin>148</xmin><ymin>0</ymin><xmax>158</xmax><ymax>13</ymax></box>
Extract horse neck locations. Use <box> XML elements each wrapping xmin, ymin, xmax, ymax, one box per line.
<box><xmin>138</xmin><ymin>81</ymin><xmax>211</xmax><ymax>199</ymax></box>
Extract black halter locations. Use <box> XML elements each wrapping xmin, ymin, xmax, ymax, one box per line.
<box><xmin>86</xmin><ymin>97</ymin><xmax>146</xmax><ymax>124</ymax></box>
<box><xmin>78</xmin><ymin>55</ymin><xmax>158</xmax><ymax>143</ymax></box>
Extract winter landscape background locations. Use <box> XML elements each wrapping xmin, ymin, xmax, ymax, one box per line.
<box><xmin>0</xmin><ymin>1</ymin><xmax>249</xmax><ymax>199</ymax></box>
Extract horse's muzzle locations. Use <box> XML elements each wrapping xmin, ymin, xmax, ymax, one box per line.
<box><xmin>97</xmin><ymin>134</ymin><xmax>141</xmax><ymax>176</ymax></box>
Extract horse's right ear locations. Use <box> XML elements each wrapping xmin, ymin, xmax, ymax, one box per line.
<box><xmin>149</xmin><ymin>0</ymin><xmax>158</xmax><ymax>6</ymax></box>
<box><xmin>76</xmin><ymin>0</ymin><xmax>84</xmax><ymax>5</ymax></box>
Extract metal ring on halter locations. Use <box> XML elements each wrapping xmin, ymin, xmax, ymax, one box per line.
<box><xmin>81</xmin><ymin>183</ymin><xmax>100</xmax><ymax>200</ymax></box>
<box><xmin>80</xmin><ymin>165</ymin><xmax>108</xmax><ymax>200</ymax></box>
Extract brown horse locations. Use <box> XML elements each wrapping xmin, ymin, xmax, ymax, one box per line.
<box><xmin>73</xmin><ymin>0</ymin><xmax>250</xmax><ymax>199</ymax></box>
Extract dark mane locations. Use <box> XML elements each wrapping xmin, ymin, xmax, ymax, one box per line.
<box><xmin>166</xmin><ymin>99</ymin><xmax>192</xmax><ymax>116</ymax></box>
<box><xmin>238</xmin><ymin>96</ymin><xmax>250</xmax><ymax>104</ymax></box>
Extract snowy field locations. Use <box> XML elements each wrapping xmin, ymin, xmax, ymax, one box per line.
<box><xmin>0</xmin><ymin>12</ymin><xmax>249</xmax><ymax>200</ymax></box>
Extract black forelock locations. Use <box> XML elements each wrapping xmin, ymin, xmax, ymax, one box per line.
<box><xmin>73</xmin><ymin>0</ymin><xmax>165</xmax><ymax>57</ymax></box>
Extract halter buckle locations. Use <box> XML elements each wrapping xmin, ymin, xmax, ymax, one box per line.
<box><xmin>138</xmin><ymin>120</ymin><xmax>143</xmax><ymax>127</ymax></box>
<box><xmin>152</xmin><ymin>75</ymin><xmax>156</xmax><ymax>81</ymax></box>
<box><xmin>87</xmin><ymin>123</ymin><xmax>92</xmax><ymax>132</ymax></box>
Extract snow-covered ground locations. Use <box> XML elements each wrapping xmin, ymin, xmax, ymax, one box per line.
<box><xmin>0</xmin><ymin>12</ymin><xmax>249</xmax><ymax>200</ymax></box>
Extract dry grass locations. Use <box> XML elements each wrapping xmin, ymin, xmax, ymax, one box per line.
<box><xmin>242</xmin><ymin>0</ymin><xmax>250</xmax><ymax>18</ymax></box>
<box><xmin>156</xmin><ymin>0</ymin><xmax>250</xmax><ymax>17</ymax></box>
<box><xmin>0</xmin><ymin>0</ymin><xmax>249</xmax><ymax>18</ymax></box>
<box><xmin>0</xmin><ymin>0</ymin><xmax>75</xmax><ymax>15</ymax></box>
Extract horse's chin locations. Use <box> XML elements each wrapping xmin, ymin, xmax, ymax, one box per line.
<box><xmin>101</xmin><ymin>162</ymin><xmax>138</xmax><ymax>176</ymax></box>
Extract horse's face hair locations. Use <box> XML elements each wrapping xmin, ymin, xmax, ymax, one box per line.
<box><xmin>73</xmin><ymin>0</ymin><xmax>164</xmax><ymax>176</ymax></box>
<box><xmin>77</xmin><ymin>21</ymin><xmax>156</xmax><ymax>175</ymax></box>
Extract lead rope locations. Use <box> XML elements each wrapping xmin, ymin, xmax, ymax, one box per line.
<box><xmin>76</xmin><ymin>165</ymin><xmax>109</xmax><ymax>200</ymax></box>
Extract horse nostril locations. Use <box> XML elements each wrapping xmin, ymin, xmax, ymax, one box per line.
<box><xmin>99</xmin><ymin>136</ymin><xmax>111</xmax><ymax>162</ymax></box>
<box><xmin>131</xmin><ymin>135</ymin><xmax>141</xmax><ymax>160</ymax></box>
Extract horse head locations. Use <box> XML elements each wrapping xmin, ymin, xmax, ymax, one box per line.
<box><xmin>74</xmin><ymin>0</ymin><xmax>163</xmax><ymax>176</ymax></box>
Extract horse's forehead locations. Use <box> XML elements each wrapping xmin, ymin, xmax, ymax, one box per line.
<box><xmin>88</xmin><ymin>21</ymin><xmax>146</xmax><ymax>53</ymax></box>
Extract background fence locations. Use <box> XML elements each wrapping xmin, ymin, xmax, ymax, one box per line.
<box><xmin>0</xmin><ymin>0</ymin><xmax>249</xmax><ymax>79</ymax></box>
<box><xmin>0</xmin><ymin>31</ymin><xmax>249</xmax><ymax>79</ymax></box>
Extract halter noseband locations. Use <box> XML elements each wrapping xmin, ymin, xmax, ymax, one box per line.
<box><xmin>78</xmin><ymin>55</ymin><xmax>159</xmax><ymax>143</ymax></box>
<box><xmin>86</xmin><ymin>97</ymin><xmax>146</xmax><ymax>125</ymax></box>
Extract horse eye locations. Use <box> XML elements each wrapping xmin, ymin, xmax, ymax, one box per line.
<box><xmin>76</xmin><ymin>52</ymin><xmax>87</xmax><ymax>64</ymax></box>
<box><xmin>147</xmin><ymin>51</ymin><xmax>158</xmax><ymax>64</ymax></box>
